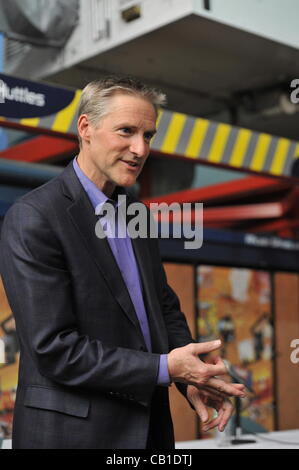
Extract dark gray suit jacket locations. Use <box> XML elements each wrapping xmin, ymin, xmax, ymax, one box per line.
<box><xmin>0</xmin><ymin>161</ymin><xmax>193</xmax><ymax>449</ymax></box>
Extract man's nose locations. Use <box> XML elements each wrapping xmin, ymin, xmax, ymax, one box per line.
<box><xmin>129</xmin><ymin>135</ymin><xmax>148</xmax><ymax>157</ymax></box>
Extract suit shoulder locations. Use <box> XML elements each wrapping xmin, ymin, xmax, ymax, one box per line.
<box><xmin>6</xmin><ymin>173</ymin><xmax>64</xmax><ymax>215</ymax></box>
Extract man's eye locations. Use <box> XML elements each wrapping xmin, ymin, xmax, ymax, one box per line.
<box><xmin>144</xmin><ymin>133</ymin><xmax>154</xmax><ymax>142</ymax></box>
<box><xmin>120</xmin><ymin>128</ymin><xmax>132</xmax><ymax>135</ymax></box>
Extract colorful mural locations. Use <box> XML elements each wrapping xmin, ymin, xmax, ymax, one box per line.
<box><xmin>0</xmin><ymin>277</ymin><xmax>19</xmax><ymax>440</ymax></box>
<box><xmin>197</xmin><ymin>266</ymin><xmax>274</xmax><ymax>437</ymax></box>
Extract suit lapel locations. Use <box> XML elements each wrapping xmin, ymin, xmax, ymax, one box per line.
<box><xmin>131</xmin><ymin>229</ymin><xmax>169</xmax><ymax>353</ymax></box>
<box><xmin>60</xmin><ymin>163</ymin><xmax>145</xmax><ymax>339</ymax></box>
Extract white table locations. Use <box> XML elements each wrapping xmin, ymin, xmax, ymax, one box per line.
<box><xmin>175</xmin><ymin>429</ymin><xmax>299</xmax><ymax>449</ymax></box>
<box><xmin>1</xmin><ymin>440</ymin><xmax>11</xmax><ymax>449</ymax></box>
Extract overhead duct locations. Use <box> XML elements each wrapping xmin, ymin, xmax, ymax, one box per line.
<box><xmin>0</xmin><ymin>0</ymin><xmax>79</xmax><ymax>47</ymax></box>
<box><xmin>0</xmin><ymin>158</ymin><xmax>63</xmax><ymax>187</ymax></box>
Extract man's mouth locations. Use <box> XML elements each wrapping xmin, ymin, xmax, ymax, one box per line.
<box><xmin>122</xmin><ymin>160</ymin><xmax>140</xmax><ymax>169</ymax></box>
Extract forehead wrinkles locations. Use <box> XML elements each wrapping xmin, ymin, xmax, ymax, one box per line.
<box><xmin>112</xmin><ymin>105</ymin><xmax>155</xmax><ymax>122</ymax></box>
<box><xmin>107</xmin><ymin>95</ymin><xmax>156</xmax><ymax>120</ymax></box>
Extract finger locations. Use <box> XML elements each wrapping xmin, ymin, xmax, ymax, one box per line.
<box><xmin>231</xmin><ymin>383</ymin><xmax>246</xmax><ymax>390</ymax></box>
<box><xmin>202</xmin><ymin>385</ymin><xmax>239</xmax><ymax>399</ymax></box>
<box><xmin>200</xmin><ymin>384</ymin><xmax>229</xmax><ymax>399</ymax></box>
<box><xmin>204</xmin><ymin>361</ymin><xmax>227</xmax><ymax>376</ymax></box>
<box><xmin>205</xmin><ymin>377</ymin><xmax>246</xmax><ymax>397</ymax></box>
<box><xmin>203</xmin><ymin>382</ymin><xmax>246</xmax><ymax>399</ymax></box>
<box><xmin>191</xmin><ymin>394</ymin><xmax>209</xmax><ymax>423</ymax></box>
<box><xmin>211</xmin><ymin>356</ymin><xmax>225</xmax><ymax>367</ymax></box>
<box><xmin>218</xmin><ymin>400</ymin><xmax>234</xmax><ymax>432</ymax></box>
<box><xmin>198</xmin><ymin>387</ymin><xmax>224</xmax><ymax>404</ymax></box>
<box><xmin>192</xmin><ymin>340</ymin><xmax>222</xmax><ymax>357</ymax></box>
<box><xmin>204</xmin><ymin>355</ymin><xmax>229</xmax><ymax>376</ymax></box>
<box><xmin>202</xmin><ymin>385</ymin><xmax>235</xmax><ymax>400</ymax></box>
<box><xmin>202</xmin><ymin>411</ymin><xmax>223</xmax><ymax>433</ymax></box>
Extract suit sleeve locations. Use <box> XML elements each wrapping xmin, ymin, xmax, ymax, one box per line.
<box><xmin>0</xmin><ymin>201</ymin><xmax>160</xmax><ymax>407</ymax></box>
<box><xmin>141</xmin><ymin>203</ymin><xmax>195</xmax><ymax>350</ymax></box>
<box><xmin>155</xmin><ymin>246</ymin><xmax>195</xmax><ymax>350</ymax></box>
<box><xmin>150</xmin><ymin>236</ymin><xmax>196</xmax><ymax>405</ymax></box>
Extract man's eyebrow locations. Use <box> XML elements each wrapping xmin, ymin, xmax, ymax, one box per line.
<box><xmin>146</xmin><ymin>129</ymin><xmax>157</xmax><ymax>135</ymax></box>
<box><xmin>115</xmin><ymin>124</ymin><xmax>157</xmax><ymax>134</ymax></box>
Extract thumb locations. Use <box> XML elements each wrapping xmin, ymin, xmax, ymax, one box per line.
<box><xmin>192</xmin><ymin>340</ymin><xmax>222</xmax><ymax>356</ymax></box>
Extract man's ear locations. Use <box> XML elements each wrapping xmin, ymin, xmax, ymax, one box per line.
<box><xmin>77</xmin><ymin>114</ymin><xmax>92</xmax><ymax>144</ymax></box>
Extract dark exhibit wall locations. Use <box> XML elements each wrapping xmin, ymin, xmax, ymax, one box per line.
<box><xmin>164</xmin><ymin>263</ymin><xmax>197</xmax><ymax>443</ymax></box>
<box><xmin>274</xmin><ymin>272</ymin><xmax>299</xmax><ymax>430</ymax></box>
<box><xmin>197</xmin><ymin>265</ymin><xmax>274</xmax><ymax>436</ymax></box>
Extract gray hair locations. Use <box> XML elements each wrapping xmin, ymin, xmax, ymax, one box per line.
<box><xmin>77</xmin><ymin>76</ymin><xmax>166</xmax><ymax>147</ymax></box>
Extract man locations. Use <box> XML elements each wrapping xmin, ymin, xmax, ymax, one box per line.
<box><xmin>0</xmin><ymin>77</ymin><xmax>245</xmax><ymax>449</ymax></box>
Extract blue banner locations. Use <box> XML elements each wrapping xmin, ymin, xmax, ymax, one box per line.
<box><xmin>0</xmin><ymin>72</ymin><xmax>75</xmax><ymax>119</ymax></box>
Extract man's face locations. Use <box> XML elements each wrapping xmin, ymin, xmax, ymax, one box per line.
<box><xmin>79</xmin><ymin>93</ymin><xmax>157</xmax><ymax>196</ymax></box>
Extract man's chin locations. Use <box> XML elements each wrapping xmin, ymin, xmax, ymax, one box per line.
<box><xmin>118</xmin><ymin>177</ymin><xmax>137</xmax><ymax>188</ymax></box>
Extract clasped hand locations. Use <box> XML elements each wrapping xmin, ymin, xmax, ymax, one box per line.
<box><xmin>167</xmin><ymin>340</ymin><xmax>246</xmax><ymax>433</ymax></box>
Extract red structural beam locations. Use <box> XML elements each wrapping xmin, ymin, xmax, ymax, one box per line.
<box><xmin>152</xmin><ymin>197</ymin><xmax>299</xmax><ymax>224</ymax></box>
<box><xmin>203</xmin><ymin>187</ymin><xmax>299</xmax><ymax>222</ymax></box>
<box><xmin>280</xmin><ymin>187</ymin><xmax>299</xmax><ymax>214</ymax></box>
<box><xmin>143</xmin><ymin>176</ymin><xmax>291</xmax><ymax>206</ymax></box>
<box><xmin>150</xmin><ymin>202</ymin><xmax>284</xmax><ymax>224</ymax></box>
<box><xmin>148</xmin><ymin>186</ymin><xmax>299</xmax><ymax>226</ymax></box>
<box><xmin>0</xmin><ymin>136</ymin><xmax>78</xmax><ymax>163</ymax></box>
<box><xmin>203</xmin><ymin>202</ymin><xmax>285</xmax><ymax>222</ymax></box>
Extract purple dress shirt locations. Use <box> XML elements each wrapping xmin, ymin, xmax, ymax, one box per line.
<box><xmin>73</xmin><ymin>157</ymin><xmax>170</xmax><ymax>386</ymax></box>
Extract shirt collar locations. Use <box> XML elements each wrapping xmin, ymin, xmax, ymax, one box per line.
<box><xmin>72</xmin><ymin>156</ymin><xmax>127</xmax><ymax>214</ymax></box>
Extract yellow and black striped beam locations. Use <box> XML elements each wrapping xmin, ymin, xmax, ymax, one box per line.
<box><xmin>151</xmin><ymin>109</ymin><xmax>299</xmax><ymax>178</ymax></box>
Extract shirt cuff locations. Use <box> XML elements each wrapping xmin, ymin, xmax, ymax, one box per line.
<box><xmin>157</xmin><ymin>354</ymin><xmax>171</xmax><ymax>386</ymax></box>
